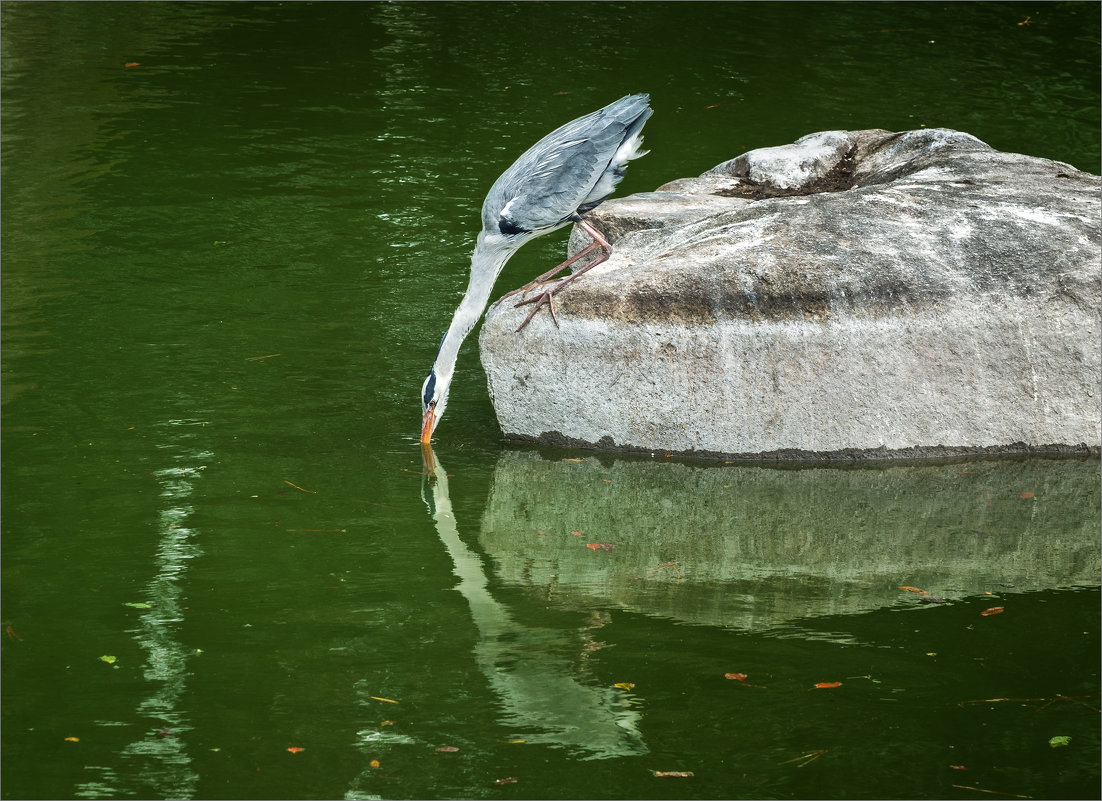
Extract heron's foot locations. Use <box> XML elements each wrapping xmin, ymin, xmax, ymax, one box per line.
<box><xmin>514</xmin><ymin>289</ymin><xmax>560</xmax><ymax>332</ymax></box>
<box><xmin>501</xmin><ymin>276</ymin><xmax>563</xmax><ymax>304</ymax></box>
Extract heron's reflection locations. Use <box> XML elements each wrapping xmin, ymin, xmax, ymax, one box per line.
<box><xmin>419</xmin><ymin>444</ymin><xmax>646</xmax><ymax>760</ymax></box>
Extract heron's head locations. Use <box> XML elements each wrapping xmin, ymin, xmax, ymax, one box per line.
<box><xmin>420</xmin><ymin>367</ymin><xmax>450</xmax><ymax>444</ymax></box>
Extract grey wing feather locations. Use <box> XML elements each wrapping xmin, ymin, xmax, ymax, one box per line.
<box><xmin>483</xmin><ymin>94</ymin><xmax>652</xmax><ymax>237</ymax></box>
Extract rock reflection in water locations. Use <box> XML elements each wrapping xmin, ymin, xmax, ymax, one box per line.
<box><xmin>478</xmin><ymin>451</ymin><xmax>1100</xmax><ymax>631</ymax></box>
<box><xmin>419</xmin><ymin>445</ymin><xmax>646</xmax><ymax>760</ymax></box>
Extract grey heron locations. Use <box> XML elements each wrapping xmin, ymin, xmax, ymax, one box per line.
<box><xmin>420</xmin><ymin>93</ymin><xmax>653</xmax><ymax>443</ymax></box>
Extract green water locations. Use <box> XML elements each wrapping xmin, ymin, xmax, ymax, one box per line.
<box><xmin>2</xmin><ymin>2</ymin><xmax>1099</xmax><ymax>799</ymax></box>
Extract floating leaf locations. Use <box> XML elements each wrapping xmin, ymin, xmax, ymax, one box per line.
<box><xmin>585</xmin><ymin>543</ymin><xmax>615</xmax><ymax>551</ymax></box>
<box><xmin>724</xmin><ymin>672</ymin><xmax>748</xmax><ymax>681</ymax></box>
<box><xmin>780</xmin><ymin>749</ymin><xmax>828</xmax><ymax>767</ymax></box>
<box><xmin>980</xmin><ymin>606</ymin><xmax>1005</xmax><ymax>617</ymax></box>
<box><xmin>1048</xmin><ymin>735</ymin><xmax>1071</xmax><ymax>748</ymax></box>
<box><xmin>1019</xmin><ymin>491</ymin><xmax>1035</xmax><ymax>499</ymax></box>
<box><xmin>898</xmin><ymin>586</ymin><xmax>928</xmax><ymax>595</ymax></box>
<box><xmin>507</xmin><ymin>739</ymin><xmax>526</xmax><ymax>744</ymax></box>
<box><xmin>814</xmin><ymin>681</ymin><xmax>842</xmax><ymax>689</ymax></box>
<box><xmin>571</xmin><ymin>531</ymin><xmax>584</xmax><ymax>536</ymax></box>
<box><xmin>286</xmin><ymin>746</ymin><xmax>304</xmax><ymax>754</ymax></box>
<box><xmin>123</xmin><ymin>602</ymin><xmax>152</xmax><ymax>609</ymax></box>
<box><xmin>613</xmin><ymin>682</ymin><xmax>635</xmax><ymax>691</ymax></box>
<box><xmin>369</xmin><ymin>696</ymin><xmax>399</xmax><ymax>704</ymax></box>
<box><xmin>950</xmin><ymin>764</ymin><xmax>967</xmax><ymax>770</ymax></box>
<box><xmin>64</xmin><ymin>736</ymin><xmax>80</xmax><ymax>742</ymax></box>
<box><xmin>369</xmin><ymin>759</ymin><xmax>381</xmax><ymax>768</ymax></box>
<box><xmin>653</xmin><ymin>770</ymin><xmax>694</xmax><ymax>778</ymax></box>
<box><xmin>99</xmin><ymin>655</ymin><xmax>117</xmax><ymax>664</ymax></box>
<box><xmin>380</xmin><ymin>720</ymin><xmax>396</xmax><ymax>726</ymax></box>
<box><xmin>493</xmin><ymin>777</ymin><xmax>519</xmax><ymax>786</ymax></box>
<box><xmin>124</xmin><ymin>62</ymin><xmax>140</xmax><ymax>67</ymax></box>
<box><xmin>436</xmin><ymin>745</ymin><xmax>460</xmax><ymax>752</ymax></box>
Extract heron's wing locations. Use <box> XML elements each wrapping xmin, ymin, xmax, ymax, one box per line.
<box><xmin>483</xmin><ymin>95</ymin><xmax>652</xmax><ymax>238</ymax></box>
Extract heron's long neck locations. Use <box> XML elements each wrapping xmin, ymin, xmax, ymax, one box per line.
<box><xmin>433</xmin><ymin>240</ymin><xmax>514</xmax><ymax>379</ymax></box>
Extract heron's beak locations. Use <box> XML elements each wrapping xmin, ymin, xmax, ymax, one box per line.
<box><xmin>420</xmin><ymin>404</ymin><xmax>437</xmax><ymax>444</ymax></box>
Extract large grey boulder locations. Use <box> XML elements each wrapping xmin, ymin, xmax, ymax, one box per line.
<box><xmin>479</xmin><ymin>128</ymin><xmax>1101</xmax><ymax>459</ymax></box>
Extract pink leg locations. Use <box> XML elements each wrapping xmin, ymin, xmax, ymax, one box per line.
<box><xmin>498</xmin><ymin>238</ymin><xmax>603</xmax><ymax>302</ymax></box>
<box><xmin>512</xmin><ymin>220</ymin><xmax>612</xmax><ymax>332</ymax></box>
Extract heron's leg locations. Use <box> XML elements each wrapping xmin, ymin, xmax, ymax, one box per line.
<box><xmin>498</xmin><ymin>240</ymin><xmax>603</xmax><ymax>302</ymax></box>
<box><xmin>513</xmin><ymin>220</ymin><xmax>612</xmax><ymax>332</ymax></box>
<box><xmin>500</xmin><ymin>219</ymin><xmax>613</xmax><ymax>302</ymax></box>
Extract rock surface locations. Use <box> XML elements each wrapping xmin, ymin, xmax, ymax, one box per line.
<box><xmin>478</xmin><ymin>128</ymin><xmax>1101</xmax><ymax>459</ymax></box>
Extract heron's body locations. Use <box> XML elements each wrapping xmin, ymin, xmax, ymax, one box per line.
<box><xmin>421</xmin><ymin>94</ymin><xmax>653</xmax><ymax>443</ymax></box>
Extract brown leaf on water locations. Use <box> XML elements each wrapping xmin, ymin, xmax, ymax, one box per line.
<box><xmin>898</xmin><ymin>585</ymin><xmax>928</xmax><ymax>594</ymax></box>
<box><xmin>124</xmin><ymin>61</ymin><xmax>140</xmax><ymax>68</ymax></box>
<box><xmin>286</xmin><ymin>746</ymin><xmax>304</xmax><ymax>754</ymax></box>
<box><xmin>492</xmin><ymin>776</ymin><xmax>519</xmax><ymax>786</ymax></box>
<box><xmin>380</xmin><ymin>720</ymin><xmax>396</xmax><ymax>726</ymax></box>
<box><xmin>436</xmin><ymin>745</ymin><xmax>460</xmax><ymax>752</ymax></box>
<box><xmin>586</xmin><ymin>543</ymin><xmax>615</xmax><ymax>551</ymax></box>
<box><xmin>283</xmin><ymin>480</ymin><xmax>316</xmax><ymax>494</ymax></box>
<box><xmin>814</xmin><ymin>681</ymin><xmax>842</xmax><ymax>689</ymax></box>
<box><xmin>1019</xmin><ymin>491</ymin><xmax>1035</xmax><ymax>499</ymax></box>
<box><xmin>571</xmin><ymin>530</ymin><xmax>584</xmax><ymax>536</ymax></box>
<box><xmin>649</xmin><ymin>561</ymin><xmax>682</xmax><ymax>579</ymax></box>
<box><xmin>980</xmin><ymin>606</ymin><xmax>1005</xmax><ymax>616</ymax></box>
<box><xmin>6</xmin><ymin>625</ymin><xmax>21</xmax><ymax>641</ymax></box>
<box><xmin>724</xmin><ymin>672</ymin><xmax>748</xmax><ymax>681</ymax></box>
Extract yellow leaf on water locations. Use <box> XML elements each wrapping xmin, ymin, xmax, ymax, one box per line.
<box><xmin>369</xmin><ymin>696</ymin><xmax>399</xmax><ymax>704</ymax></box>
<box><xmin>613</xmin><ymin>682</ymin><xmax>635</xmax><ymax>691</ymax></box>
<box><xmin>64</xmin><ymin>736</ymin><xmax>80</xmax><ymax>742</ymax></box>
<box><xmin>99</xmin><ymin>655</ymin><xmax>117</xmax><ymax>664</ymax></box>
<box><xmin>380</xmin><ymin>720</ymin><xmax>396</xmax><ymax>726</ymax></box>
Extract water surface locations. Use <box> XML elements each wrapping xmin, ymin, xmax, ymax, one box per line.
<box><xmin>2</xmin><ymin>3</ymin><xmax>1099</xmax><ymax>799</ymax></box>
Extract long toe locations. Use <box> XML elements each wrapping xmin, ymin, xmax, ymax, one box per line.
<box><xmin>514</xmin><ymin>291</ymin><xmax>559</xmax><ymax>332</ymax></box>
